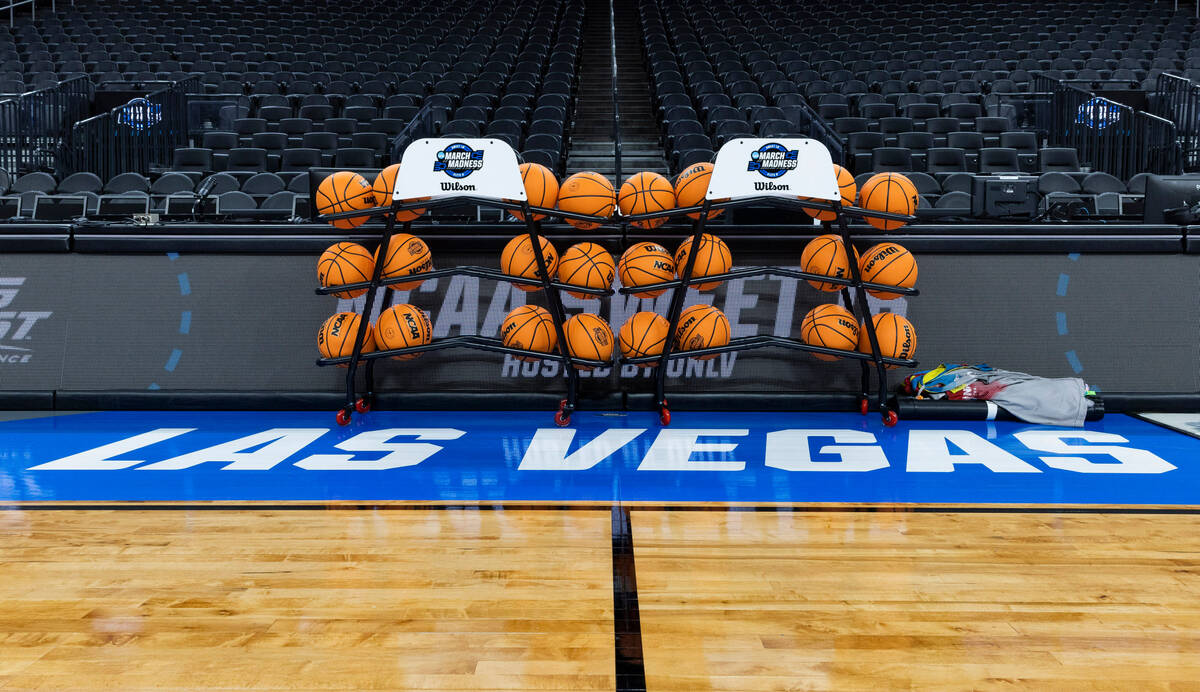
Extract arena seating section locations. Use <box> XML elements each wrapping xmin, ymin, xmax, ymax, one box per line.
<box><xmin>638</xmin><ymin>0</ymin><xmax>1198</xmax><ymax>211</ymax></box>
<box><xmin>0</xmin><ymin>0</ymin><xmax>1197</xmax><ymax>219</ymax></box>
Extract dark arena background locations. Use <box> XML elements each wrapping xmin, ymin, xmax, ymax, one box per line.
<box><xmin>4</xmin><ymin>0</ymin><xmax>1200</xmax><ymax>689</ymax></box>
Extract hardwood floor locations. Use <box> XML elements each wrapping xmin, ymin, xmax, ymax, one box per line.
<box><xmin>0</xmin><ymin>509</ymin><xmax>615</xmax><ymax>691</ymax></box>
<box><xmin>632</xmin><ymin>510</ymin><xmax>1200</xmax><ymax>691</ymax></box>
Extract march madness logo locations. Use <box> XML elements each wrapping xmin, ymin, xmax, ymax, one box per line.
<box><xmin>433</xmin><ymin>143</ymin><xmax>485</xmax><ymax>179</ymax></box>
<box><xmin>117</xmin><ymin>97</ymin><xmax>162</xmax><ymax>131</ymax></box>
<box><xmin>0</xmin><ymin>277</ymin><xmax>52</xmax><ymax>364</ymax></box>
<box><xmin>747</xmin><ymin>142</ymin><xmax>798</xmax><ymax>179</ymax></box>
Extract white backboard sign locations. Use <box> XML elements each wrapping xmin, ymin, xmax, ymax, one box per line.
<box><xmin>707</xmin><ymin>139</ymin><xmax>839</xmax><ymax>201</ymax></box>
<box><xmin>394</xmin><ymin>138</ymin><xmax>526</xmax><ymax>201</ymax></box>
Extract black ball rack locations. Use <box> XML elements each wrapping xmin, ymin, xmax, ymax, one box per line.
<box><xmin>316</xmin><ymin>196</ymin><xmax>612</xmax><ymax>427</ymax></box>
<box><xmin>617</xmin><ymin>195</ymin><xmax>919</xmax><ymax>427</ymax></box>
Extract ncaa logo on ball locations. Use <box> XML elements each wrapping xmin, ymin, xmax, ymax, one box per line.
<box><xmin>747</xmin><ymin>142</ymin><xmax>798</xmax><ymax>179</ymax></box>
<box><xmin>433</xmin><ymin>142</ymin><xmax>485</xmax><ymax>179</ymax></box>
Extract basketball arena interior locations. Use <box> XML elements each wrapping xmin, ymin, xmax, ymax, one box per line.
<box><xmin>4</xmin><ymin>0</ymin><xmax>1200</xmax><ymax>689</ymax></box>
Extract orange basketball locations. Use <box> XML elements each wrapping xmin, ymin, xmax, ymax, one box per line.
<box><xmin>859</xmin><ymin>243</ymin><xmax>918</xmax><ymax>299</ymax></box>
<box><xmin>564</xmin><ymin>313</ymin><xmax>615</xmax><ymax>369</ymax></box>
<box><xmin>374</xmin><ymin>303</ymin><xmax>432</xmax><ymax>361</ymax></box>
<box><xmin>373</xmin><ymin>163</ymin><xmax>429</xmax><ymax>222</ymax></box>
<box><xmin>618</xmin><ymin>171</ymin><xmax>676</xmax><ymax>229</ymax></box>
<box><xmin>801</xmin><ymin>304</ymin><xmax>859</xmax><ymax>361</ymax></box>
<box><xmin>858</xmin><ymin>172</ymin><xmax>918</xmax><ymax>231</ymax></box>
<box><xmin>618</xmin><ymin>242</ymin><xmax>675</xmax><ymax>298</ymax></box>
<box><xmin>317</xmin><ymin>242</ymin><xmax>375</xmax><ymax>298</ymax></box>
<box><xmin>375</xmin><ymin>233</ymin><xmax>433</xmax><ymax>291</ymax></box>
<box><xmin>557</xmin><ymin>171</ymin><xmax>615</xmax><ymax>229</ymax></box>
<box><xmin>673</xmin><ymin>161</ymin><xmax>724</xmax><ymax>219</ymax></box>
<box><xmin>856</xmin><ymin>313</ymin><xmax>917</xmax><ymax>368</ymax></box>
<box><xmin>501</xmin><ymin>234</ymin><xmax>559</xmax><ymax>291</ymax></box>
<box><xmin>510</xmin><ymin>162</ymin><xmax>559</xmax><ymax>221</ymax></box>
<box><xmin>673</xmin><ymin>304</ymin><xmax>730</xmax><ymax>360</ymax></box>
<box><xmin>315</xmin><ymin>171</ymin><xmax>375</xmax><ymax>229</ymax></box>
<box><xmin>558</xmin><ymin>242</ymin><xmax>616</xmax><ymax>299</ymax></box>
<box><xmin>317</xmin><ymin>311</ymin><xmax>375</xmax><ymax>363</ymax></box>
<box><xmin>800</xmin><ymin>234</ymin><xmax>859</xmax><ymax>292</ymax></box>
<box><xmin>802</xmin><ymin>164</ymin><xmax>856</xmax><ymax>221</ymax></box>
<box><xmin>501</xmin><ymin>305</ymin><xmax>558</xmax><ymax>361</ymax></box>
<box><xmin>673</xmin><ymin>233</ymin><xmax>732</xmax><ymax>291</ymax></box>
<box><xmin>618</xmin><ymin>311</ymin><xmax>670</xmax><ymax>366</ymax></box>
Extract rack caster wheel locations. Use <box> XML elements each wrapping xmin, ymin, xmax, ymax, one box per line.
<box><xmin>335</xmin><ymin>408</ymin><xmax>352</xmax><ymax>426</ymax></box>
<box><xmin>659</xmin><ymin>408</ymin><xmax>671</xmax><ymax>426</ymax></box>
<box><xmin>882</xmin><ymin>409</ymin><xmax>898</xmax><ymax>427</ymax></box>
<box><xmin>354</xmin><ymin>397</ymin><xmax>371</xmax><ymax>414</ymax></box>
<box><xmin>859</xmin><ymin>398</ymin><xmax>869</xmax><ymax>415</ymax></box>
<box><xmin>554</xmin><ymin>409</ymin><xmax>571</xmax><ymax>427</ymax></box>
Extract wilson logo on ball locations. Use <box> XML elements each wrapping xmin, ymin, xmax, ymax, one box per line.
<box><xmin>862</xmin><ymin>246</ymin><xmax>900</xmax><ymax>272</ymax></box>
<box><xmin>433</xmin><ymin>142</ymin><xmax>485</xmax><ymax>178</ymax></box>
<box><xmin>747</xmin><ymin>142</ymin><xmax>798</xmax><ymax>178</ymax></box>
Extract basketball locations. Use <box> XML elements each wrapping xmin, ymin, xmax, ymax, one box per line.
<box><xmin>564</xmin><ymin>313</ymin><xmax>615</xmax><ymax>369</ymax></box>
<box><xmin>859</xmin><ymin>172</ymin><xmax>919</xmax><ymax>231</ymax></box>
<box><xmin>558</xmin><ymin>242</ymin><xmax>616</xmax><ymax>299</ymax></box>
<box><xmin>800</xmin><ymin>234</ymin><xmax>859</xmax><ymax>292</ymax></box>
<box><xmin>510</xmin><ymin>162</ymin><xmax>559</xmax><ymax>221</ymax></box>
<box><xmin>618</xmin><ymin>311</ymin><xmax>670</xmax><ymax>366</ymax></box>
<box><xmin>317</xmin><ymin>311</ymin><xmax>375</xmax><ymax>361</ymax></box>
<box><xmin>618</xmin><ymin>242</ymin><xmax>675</xmax><ymax>298</ymax></box>
<box><xmin>859</xmin><ymin>243</ymin><xmax>918</xmax><ymax>299</ymax></box>
<box><xmin>802</xmin><ymin>164</ymin><xmax>856</xmax><ymax>222</ymax></box>
<box><xmin>501</xmin><ymin>234</ymin><xmax>559</xmax><ymax>291</ymax></box>
<box><xmin>557</xmin><ymin>171</ymin><xmax>616</xmax><ymax>229</ymax></box>
<box><xmin>618</xmin><ymin>171</ymin><xmax>675</xmax><ymax>229</ymax></box>
<box><xmin>801</xmin><ymin>304</ymin><xmax>859</xmax><ymax>361</ymax></box>
<box><xmin>373</xmin><ymin>163</ymin><xmax>429</xmax><ymax>222</ymax></box>
<box><xmin>673</xmin><ymin>233</ymin><xmax>732</xmax><ymax>291</ymax></box>
<box><xmin>376</xmin><ymin>232</ymin><xmax>433</xmax><ymax>291</ymax></box>
<box><xmin>315</xmin><ymin>171</ymin><xmax>375</xmax><ymax>229</ymax></box>
<box><xmin>673</xmin><ymin>161</ymin><xmax>723</xmax><ymax>219</ymax></box>
<box><xmin>857</xmin><ymin>312</ymin><xmax>917</xmax><ymax>367</ymax></box>
<box><xmin>317</xmin><ymin>242</ymin><xmax>375</xmax><ymax>298</ymax></box>
<box><xmin>374</xmin><ymin>303</ymin><xmax>432</xmax><ymax>361</ymax></box>
<box><xmin>501</xmin><ymin>305</ymin><xmax>558</xmax><ymax>361</ymax></box>
<box><xmin>673</xmin><ymin>304</ymin><xmax>730</xmax><ymax>360</ymax></box>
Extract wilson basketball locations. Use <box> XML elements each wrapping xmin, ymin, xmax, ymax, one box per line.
<box><xmin>564</xmin><ymin>313</ymin><xmax>615</xmax><ymax>369</ymax></box>
<box><xmin>317</xmin><ymin>311</ymin><xmax>375</xmax><ymax>362</ymax></box>
<box><xmin>618</xmin><ymin>171</ymin><xmax>676</xmax><ymax>229</ymax></box>
<box><xmin>375</xmin><ymin>303</ymin><xmax>432</xmax><ymax>361</ymax></box>
<box><xmin>315</xmin><ymin>171</ymin><xmax>375</xmax><ymax>229</ymax></box>
<box><xmin>501</xmin><ymin>305</ymin><xmax>558</xmax><ymax>361</ymax></box>
<box><xmin>558</xmin><ymin>242</ymin><xmax>616</xmax><ymax>299</ymax></box>
<box><xmin>803</xmin><ymin>164</ymin><xmax>856</xmax><ymax>221</ymax></box>
<box><xmin>557</xmin><ymin>171</ymin><xmax>616</xmax><ymax>229</ymax></box>
<box><xmin>618</xmin><ymin>311</ymin><xmax>670</xmax><ymax>366</ymax></box>
<box><xmin>858</xmin><ymin>172</ymin><xmax>919</xmax><ymax>231</ymax></box>
<box><xmin>373</xmin><ymin>163</ymin><xmax>429</xmax><ymax>222</ymax></box>
<box><xmin>673</xmin><ymin>304</ymin><xmax>730</xmax><ymax>360</ymax></box>
<box><xmin>856</xmin><ymin>312</ymin><xmax>917</xmax><ymax>367</ymax></box>
<box><xmin>317</xmin><ymin>242</ymin><xmax>375</xmax><ymax>298</ymax></box>
<box><xmin>510</xmin><ymin>162</ymin><xmax>559</xmax><ymax>221</ymax></box>
<box><xmin>673</xmin><ymin>233</ymin><xmax>731</xmax><ymax>291</ymax></box>
<box><xmin>376</xmin><ymin>233</ymin><xmax>433</xmax><ymax>291</ymax></box>
<box><xmin>673</xmin><ymin>161</ymin><xmax>723</xmax><ymax>219</ymax></box>
<box><xmin>800</xmin><ymin>234</ymin><xmax>859</xmax><ymax>292</ymax></box>
<box><xmin>618</xmin><ymin>242</ymin><xmax>675</xmax><ymax>298</ymax></box>
<box><xmin>501</xmin><ymin>234</ymin><xmax>560</xmax><ymax>291</ymax></box>
<box><xmin>801</xmin><ymin>304</ymin><xmax>859</xmax><ymax>361</ymax></box>
<box><xmin>859</xmin><ymin>242</ymin><xmax>918</xmax><ymax>299</ymax></box>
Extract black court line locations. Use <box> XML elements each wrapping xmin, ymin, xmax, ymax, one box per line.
<box><xmin>611</xmin><ymin>506</ymin><xmax>647</xmax><ymax>692</ymax></box>
<box><xmin>6</xmin><ymin>502</ymin><xmax>1200</xmax><ymax>514</ymax></box>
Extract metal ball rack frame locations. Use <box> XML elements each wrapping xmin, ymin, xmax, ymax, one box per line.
<box><xmin>316</xmin><ymin>189</ymin><xmax>918</xmax><ymax>428</ymax></box>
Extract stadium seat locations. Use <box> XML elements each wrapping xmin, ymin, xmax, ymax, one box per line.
<box><xmin>56</xmin><ymin>172</ymin><xmax>102</xmax><ymax>194</ymax></box>
<box><xmin>979</xmin><ymin>147</ymin><xmax>1020</xmax><ymax>173</ymax></box>
<box><xmin>1041</xmin><ymin>147</ymin><xmax>1082</xmax><ymax>173</ymax></box>
<box><xmin>103</xmin><ymin>172</ymin><xmax>151</xmax><ymax>194</ymax></box>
